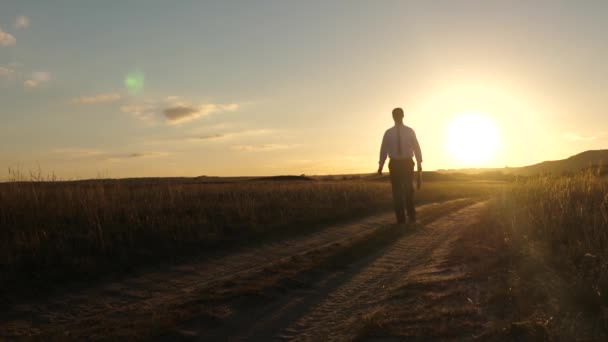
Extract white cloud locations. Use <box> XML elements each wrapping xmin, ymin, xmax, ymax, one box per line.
<box><xmin>0</xmin><ymin>27</ymin><xmax>16</xmax><ymax>46</ymax></box>
<box><xmin>232</xmin><ymin>144</ymin><xmax>297</xmax><ymax>152</ymax></box>
<box><xmin>563</xmin><ymin>133</ymin><xmax>597</xmax><ymax>141</ymax></box>
<box><xmin>122</xmin><ymin>96</ymin><xmax>239</xmax><ymax>124</ymax></box>
<box><xmin>15</xmin><ymin>16</ymin><xmax>30</xmax><ymax>29</ymax></box>
<box><xmin>24</xmin><ymin>71</ymin><xmax>51</xmax><ymax>89</ymax></box>
<box><xmin>71</xmin><ymin>92</ymin><xmax>121</xmax><ymax>105</ymax></box>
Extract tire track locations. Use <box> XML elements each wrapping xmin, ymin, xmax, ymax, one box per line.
<box><xmin>280</xmin><ymin>202</ymin><xmax>486</xmax><ymax>341</ymax></box>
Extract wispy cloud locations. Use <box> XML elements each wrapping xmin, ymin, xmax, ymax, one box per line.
<box><xmin>122</xmin><ymin>96</ymin><xmax>239</xmax><ymax>125</ymax></box>
<box><xmin>190</xmin><ymin>133</ymin><xmax>226</xmax><ymax>141</ymax></box>
<box><xmin>563</xmin><ymin>133</ymin><xmax>597</xmax><ymax>141</ymax></box>
<box><xmin>0</xmin><ymin>27</ymin><xmax>16</xmax><ymax>46</ymax></box>
<box><xmin>120</xmin><ymin>101</ymin><xmax>158</xmax><ymax>123</ymax></box>
<box><xmin>52</xmin><ymin>148</ymin><xmax>168</xmax><ymax>161</ymax></box>
<box><xmin>102</xmin><ymin>151</ymin><xmax>168</xmax><ymax>162</ymax></box>
<box><xmin>52</xmin><ymin>148</ymin><xmax>102</xmax><ymax>159</ymax></box>
<box><xmin>232</xmin><ymin>144</ymin><xmax>298</xmax><ymax>152</ymax></box>
<box><xmin>190</xmin><ymin>129</ymin><xmax>272</xmax><ymax>142</ymax></box>
<box><xmin>145</xmin><ymin>129</ymin><xmax>274</xmax><ymax>145</ymax></box>
<box><xmin>14</xmin><ymin>16</ymin><xmax>30</xmax><ymax>29</ymax></box>
<box><xmin>24</xmin><ymin>71</ymin><xmax>50</xmax><ymax>89</ymax></box>
<box><xmin>70</xmin><ymin>92</ymin><xmax>121</xmax><ymax>105</ymax></box>
<box><xmin>163</xmin><ymin>102</ymin><xmax>239</xmax><ymax>124</ymax></box>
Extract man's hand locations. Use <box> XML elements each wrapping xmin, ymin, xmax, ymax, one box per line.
<box><xmin>377</xmin><ymin>168</ymin><xmax>382</xmax><ymax>176</ymax></box>
<box><xmin>416</xmin><ymin>163</ymin><xmax>422</xmax><ymax>190</ymax></box>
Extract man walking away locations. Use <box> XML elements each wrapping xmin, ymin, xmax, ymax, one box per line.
<box><xmin>377</xmin><ymin>107</ymin><xmax>423</xmax><ymax>225</ymax></box>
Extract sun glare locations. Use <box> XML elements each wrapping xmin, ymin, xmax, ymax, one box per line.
<box><xmin>445</xmin><ymin>112</ymin><xmax>499</xmax><ymax>166</ymax></box>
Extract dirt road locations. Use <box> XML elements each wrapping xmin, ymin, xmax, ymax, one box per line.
<box><xmin>176</xmin><ymin>201</ymin><xmax>487</xmax><ymax>341</ymax></box>
<box><xmin>1</xmin><ymin>199</ymin><xmax>487</xmax><ymax>340</ymax></box>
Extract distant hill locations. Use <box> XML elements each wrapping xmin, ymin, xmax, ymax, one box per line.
<box><xmin>507</xmin><ymin>150</ymin><xmax>608</xmax><ymax>176</ymax></box>
<box><xmin>436</xmin><ymin>150</ymin><xmax>608</xmax><ymax>177</ymax></box>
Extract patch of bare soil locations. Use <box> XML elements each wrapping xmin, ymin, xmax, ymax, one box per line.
<box><xmin>0</xmin><ymin>199</ymin><xmax>472</xmax><ymax>340</ymax></box>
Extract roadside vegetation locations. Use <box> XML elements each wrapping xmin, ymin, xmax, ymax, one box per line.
<box><xmin>493</xmin><ymin>170</ymin><xmax>608</xmax><ymax>301</ymax></box>
<box><xmin>468</xmin><ymin>170</ymin><xmax>608</xmax><ymax>339</ymax></box>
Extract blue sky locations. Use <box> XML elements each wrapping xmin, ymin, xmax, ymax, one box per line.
<box><xmin>1</xmin><ymin>1</ymin><xmax>608</xmax><ymax>179</ymax></box>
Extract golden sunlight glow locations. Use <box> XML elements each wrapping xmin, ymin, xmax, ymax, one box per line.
<box><xmin>445</xmin><ymin>112</ymin><xmax>500</xmax><ymax>166</ymax></box>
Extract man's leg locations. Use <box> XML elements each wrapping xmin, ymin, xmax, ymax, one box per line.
<box><xmin>404</xmin><ymin>160</ymin><xmax>416</xmax><ymax>222</ymax></box>
<box><xmin>389</xmin><ymin>160</ymin><xmax>406</xmax><ymax>224</ymax></box>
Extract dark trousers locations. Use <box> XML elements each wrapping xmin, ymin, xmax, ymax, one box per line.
<box><xmin>388</xmin><ymin>158</ymin><xmax>415</xmax><ymax>223</ymax></box>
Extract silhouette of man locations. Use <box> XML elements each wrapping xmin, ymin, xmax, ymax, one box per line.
<box><xmin>378</xmin><ymin>107</ymin><xmax>423</xmax><ymax>225</ymax></box>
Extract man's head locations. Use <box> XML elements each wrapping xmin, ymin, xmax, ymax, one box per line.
<box><xmin>392</xmin><ymin>107</ymin><xmax>404</xmax><ymax>122</ymax></box>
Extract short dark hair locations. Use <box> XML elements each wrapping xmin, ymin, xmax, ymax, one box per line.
<box><xmin>392</xmin><ymin>107</ymin><xmax>404</xmax><ymax>120</ymax></box>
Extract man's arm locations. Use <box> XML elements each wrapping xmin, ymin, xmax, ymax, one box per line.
<box><xmin>378</xmin><ymin>131</ymin><xmax>388</xmax><ymax>174</ymax></box>
<box><xmin>412</xmin><ymin>130</ymin><xmax>423</xmax><ymax>189</ymax></box>
<box><xmin>412</xmin><ymin>130</ymin><xmax>423</xmax><ymax>171</ymax></box>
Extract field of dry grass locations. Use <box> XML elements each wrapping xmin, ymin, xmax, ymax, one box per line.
<box><xmin>476</xmin><ymin>171</ymin><xmax>608</xmax><ymax>338</ymax></box>
<box><xmin>492</xmin><ymin>171</ymin><xmax>608</xmax><ymax>301</ymax></box>
<box><xmin>3</xmin><ymin>169</ymin><xmax>607</xmax><ymax>339</ymax></box>
<box><xmin>0</xmin><ymin>173</ymin><xmax>502</xmax><ymax>300</ymax></box>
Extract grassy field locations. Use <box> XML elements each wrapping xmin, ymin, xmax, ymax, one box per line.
<box><xmin>3</xmin><ymin>169</ymin><xmax>607</xmax><ymax>338</ymax></box>
<box><xmin>0</xmin><ymin>174</ymin><xmax>502</xmax><ymax>299</ymax></box>
<box><xmin>479</xmin><ymin>170</ymin><xmax>608</xmax><ymax>335</ymax></box>
<box><xmin>492</xmin><ymin>171</ymin><xmax>608</xmax><ymax>290</ymax></box>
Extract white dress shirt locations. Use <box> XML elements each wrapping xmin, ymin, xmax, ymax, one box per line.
<box><xmin>379</xmin><ymin>123</ymin><xmax>423</xmax><ymax>170</ymax></box>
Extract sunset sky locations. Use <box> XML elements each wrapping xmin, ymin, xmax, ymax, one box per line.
<box><xmin>1</xmin><ymin>1</ymin><xmax>607</xmax><ymax>180</ymax></box>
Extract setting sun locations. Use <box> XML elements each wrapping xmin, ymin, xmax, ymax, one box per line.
<box><xmin>445</xmin><ymin>112</ymin><xmax>500</xmax><ymax>166</ymax></box>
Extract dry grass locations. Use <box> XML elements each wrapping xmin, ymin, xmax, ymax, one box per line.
<box><xmin>480</xmin><ymin>170</ymin><xmax>608</xmax><ymax>338</ymax></box>
<box><xmin>0</xmin><ymin>170</ymin><xmax>501</xmax><ymax>299</ymax></box>
<box><xmin>492</xmin><ymin>171</ymin><xmax>608</xmax><ymax>303</ymax></box>
<box><xmin>357</xmin><ymin>170</ymin><xmax>608</xmax><ymax>340</ymax></box>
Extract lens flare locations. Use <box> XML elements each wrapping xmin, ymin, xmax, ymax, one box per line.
<box><xmin>124</xmin><ymin>71</ymin><xmax>144</xmax><ymax>94</ymax></box>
